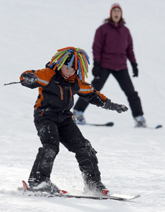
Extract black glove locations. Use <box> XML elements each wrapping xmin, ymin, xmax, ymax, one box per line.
<box><xmin>21</xmin><ymin>72</ymin><xmax>37</xmax><ymax>86</ymax></box>
<box><xmin>92</xmin><ymin>61</ymin><xmax>101</xmax><ymax>78</ymax></box>
<box><xmin>131</xmin><ymin>61</ymin><xmax>138</xmax><ymax>77</ymax></box>
<box><xmin>103</xmin><ymin>99</ymin><xmax>128</xmax><ymax>113</ymax></box>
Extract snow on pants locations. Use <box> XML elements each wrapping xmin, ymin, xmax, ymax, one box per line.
<box><xmin>28</xmin><ymin>117</ymin><xmax>101</xmax><ymax>184</ymax></box>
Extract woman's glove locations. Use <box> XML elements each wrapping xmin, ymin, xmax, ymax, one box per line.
<box><xmin>92</xmin><ymin>61</ymin><xmax>101</xmax><ymax>78</ymax></box>
<box><xmin>131</xmin><ymin>61</ymin><xmax>138</xmax><ymax>77</ymax></box>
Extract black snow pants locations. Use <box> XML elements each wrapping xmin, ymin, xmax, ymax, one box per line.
<box><xmin>74</xmin><ymin>68</ymin><xmax>144</xmax><ymax>118</ymax></box>
<box><xmin>28</xmin><ymin>117</ymin><xmax>101</xmax><ymax>184</ymax></box>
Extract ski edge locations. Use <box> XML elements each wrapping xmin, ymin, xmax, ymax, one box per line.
<box><xmin>48</xmin><ymin>193</ymin><xmax>141</xmax><ymax>201</ymax></box>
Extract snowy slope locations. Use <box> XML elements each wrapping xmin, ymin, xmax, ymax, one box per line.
<box><xmin>0</xmin><ymin>0</ymin><xmax>165</xmax><ymax>211</ymax></box>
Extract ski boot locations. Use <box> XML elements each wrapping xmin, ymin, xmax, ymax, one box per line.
<box><xmin>84</xmin><ymin>180</ymin><xmax>110</xmax><ymax>196</ymax></box>
<box><xmin>73</xmin><ymin>110</ymin><xmax>86</xmax><ymax>125</ymax></box>
<box><xmin>27</xmin><ymin>179</ymin><xmax>67</xmax><ymax>195</ymax></box>
<box><xmin>134</xmin><ymin>115</ymin><xmax>146</xmax><ymax>128</ymax></box>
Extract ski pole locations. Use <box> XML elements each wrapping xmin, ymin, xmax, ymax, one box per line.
<box><xmin>4</xmin><ymin>81</ymin><xmax>21</xmax><ymax>86</ymax></box>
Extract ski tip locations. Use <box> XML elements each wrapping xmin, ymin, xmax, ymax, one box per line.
<box><xmin>22</xmin><ymin>180</ymin><xmax>29</xmax><ymax>191</ymax></box>
<box><xmin>131</xmin><ymin>194</ymin><xmax>141</xmax><ymax>200</ymax></box>
<box><xmin>106</xmin><ymin>122</ymin><xmax>114</xmax><ymax>126</ymax></box>
<box><xmin>155</xmin><ymin>124</ymin><xmax>163</xmax><ymax>129</ymax></box>
<box><xmin>109</xmin><ymin>193</ymin><xmax>141</xmax><ymax>201</ymax></box>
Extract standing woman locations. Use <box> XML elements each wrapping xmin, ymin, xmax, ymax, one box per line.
<box><xmin>74</xmin><ymin>3</ymin><xmax>146</xmax><ymax>127</ymax></box>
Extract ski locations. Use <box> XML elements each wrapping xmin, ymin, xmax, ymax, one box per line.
<box><xmin>147</xmin><ymin>124</ymin><xmax>163</xmax><ymax>129</ymax></box>
<box><xmin>20</xmin><ymin>180</ymin><xmax>140</xmax><ymax>201</ymax></box>
<box><xmin>46</xmin><ymin>193</ymin><xmax>140</xmax><ymax>201</ymax></box>
<box><xmin>134</xmin><ymin>124</ymin><xmax>163</xmax><ymax>130</ymax></box>
<box><xmin>78</xmin><ymin>122</ymin><xmax>163</xmax><ymax>129</ymax></box>
<box><xmin>82</xmin><ymin>122</ymin><xmax>114</xmax><ymax>127</ymax></box>
<box><xmin>85</xmin><ymin>123</ymin><xmax>163</xmax><ymax>128</ymax></box>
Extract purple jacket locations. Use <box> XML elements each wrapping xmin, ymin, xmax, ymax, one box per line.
<box><xmin>92</xmin><ymin>20</ymin><xmax>136</xmax><ymax>70</ymax></box>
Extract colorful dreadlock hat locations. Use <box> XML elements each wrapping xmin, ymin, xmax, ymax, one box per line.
<box><xmin>49</xmin><ymin>47</ymin><xmax>90</xmax><ymax>82</ymax></box>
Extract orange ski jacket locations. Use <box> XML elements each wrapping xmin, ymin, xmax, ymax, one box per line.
<box><xmin>20</xmin><ymin>67</ymin><xmax>107</xmax><ymax>122</ymax></box>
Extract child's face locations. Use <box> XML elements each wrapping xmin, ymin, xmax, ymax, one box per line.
<box><xmin>61</xmin><ymin>65</ymin><xmax>76</xmax><ymax>78</ymax></box>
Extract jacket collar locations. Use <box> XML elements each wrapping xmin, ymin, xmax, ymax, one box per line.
<box><xmin>56</xmin><ymin>69</ymin><xmax>76</xmax><ymax>83</ymax></box>
<box><xmin>62</xmin><ymin>73</ymin><xmax>76</xmax><ymax>83</ymax></box>
<box><xmin>108</xmin><ymin>20</ymin><xmax>123</xmax><ymax>28</ymax></box>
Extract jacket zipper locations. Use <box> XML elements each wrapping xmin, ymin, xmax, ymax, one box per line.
<box><xmin>58</xmin><ymin>84</ymin><xmax>72</xmax><ymax>113</ymax></box>
<box><xmin>58</xmin><ymin>85</ymin><xmax>63</xmax><ymax>100</ymax></box>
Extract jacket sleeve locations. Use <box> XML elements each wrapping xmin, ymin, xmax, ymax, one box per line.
<box><xmin>77</xmin><ymin>78</ymin><xmax>107</xmax><ymax>107</ymax></box>
<box><xmin>20</xmin><ymin>68</ymin><xmax>55</xmax><ymax>89</ymax></box>
<box><xmin>92</xmin><ymin>26</ymin><xmax>105</xmax><ymax>62</ymax></box>
<box><xmin>126</xmin><ymin>29</ymin><xmax>136</xmax><ymax>63</ymax></box>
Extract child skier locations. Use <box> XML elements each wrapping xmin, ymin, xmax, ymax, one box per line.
<box><xmin>20</xmin><ymin>47</ymin><xmax>128</xmax><ymax>195</ymax></box>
